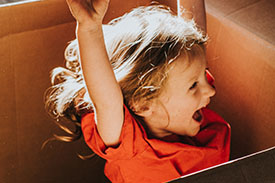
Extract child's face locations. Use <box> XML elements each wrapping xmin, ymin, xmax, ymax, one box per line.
<box><xmin>145</xmin><ymin>53</ymin><xmax>216</xmax><ymax>138</ymax></box>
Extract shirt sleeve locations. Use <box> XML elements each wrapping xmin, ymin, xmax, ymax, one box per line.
<box><xmin>81</xmin><ymin>105</ymin><xmax>145</xmax><ymax>160</ymax></box>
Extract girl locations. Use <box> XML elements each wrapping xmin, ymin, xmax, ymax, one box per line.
<box><xmin>45</xmin><ymin>0</ymin><xmax>230</xmax><ymax>182</ymax></box>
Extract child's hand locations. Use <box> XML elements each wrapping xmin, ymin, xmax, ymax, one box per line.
<box><xmin>66</xmin><ymin>0</ymin><xmax>109</xmax><ymax>30</ymax></box>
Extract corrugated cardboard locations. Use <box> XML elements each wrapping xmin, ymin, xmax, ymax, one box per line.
<box><xmin>0</xmin><ymin>0</ymin><xmax>100</xmax><ymax>182</ymax></box>
<box><xmin>205</xmin><ymin>0</ymin><xmax>275</xmax><ymax>159</ymax></box>
<box><xmin>0</xmin><ymin>0</ymin><xmax>274</xmax><ymax>182</ymax></box>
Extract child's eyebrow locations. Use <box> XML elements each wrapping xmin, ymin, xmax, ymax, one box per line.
<box><xmin>188</xmin><ymin>75</ymin><xmax>198</xmax><ymax>83</ymax></box>
<box><xmin>187</xmin><ymin>67</ymin><xmax>204</xmax><ymax>83</ymax></box>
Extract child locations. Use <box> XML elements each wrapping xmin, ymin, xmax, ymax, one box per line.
<box><xmin>45</xmin><ymin>0</ymin><xmax>230</xmax><ymax>182</ymax></box>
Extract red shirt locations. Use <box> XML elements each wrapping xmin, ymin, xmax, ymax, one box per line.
<box><xmin>81</xmin><ymin>106</ymin><xmax>231</xmax><ymax>183</ymax></box>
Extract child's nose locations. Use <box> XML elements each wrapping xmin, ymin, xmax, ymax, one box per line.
<box><xmin>202</xmin><ymin>82</ymin><xmax>216</xmax><ymax>98</ymax></box>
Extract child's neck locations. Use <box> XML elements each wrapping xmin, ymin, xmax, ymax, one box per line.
<box><xmin>130</xmin><ymin>108</ymin><xmax>173</xmax><ymax>139</ymax></box>
<box><xmin>141</xmin><ymin>117</ymin><xmax>173</xmax><ymax>139</ymax></box>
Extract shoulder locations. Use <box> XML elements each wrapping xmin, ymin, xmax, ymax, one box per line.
<box><xmin>81</xmin><ymin>105</ymin><xmax>148</xmax><ymax>160</ymax></box>
<box><xmin>81</xmin><ymin>105</ymin><xmax>137</xmax><ymax>136</ymax></box>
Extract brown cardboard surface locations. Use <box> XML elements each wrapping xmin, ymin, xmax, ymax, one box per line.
<box><xmin>228</xmin><ymin>0</ymin><xmax>275</xmax><ymax>45</ymax></box>
<box><xmin>0</xmin><ymin>0</ymin><xmax>74</xmax><ymax>38</ymax></box>
<box><xmin>206</xmin><ymin>0</ymin><xmax>275</xmax><ymax>47</ymax></box>
<box><xmin>206</xmin><ymin>11</ymin><xmax>275</xmax><ymax>158</ymax></box>
<box><xmin>104</xmin><ymin>0</ymin><xmax>151</xmax><ymax>23</ymax></box>
<box><xmin>206</xmin><ymin>0</ymin><xmax>260</xmax><ymax>16</ymax></box>
<box><xmin>0</xmin><ymin>36</ymin><xmax>17</xmax><ymax>183</ymax></box>
<box><xmin>0</xmin><ymin>0</ymin><xmax>106</xmax><ymax>182</ymax></box>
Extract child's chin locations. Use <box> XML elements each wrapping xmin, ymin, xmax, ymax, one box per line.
<box><xmin>187</xmin><ymin>127</ymin><xmax>200</xmax><ymax>137</ymax></box>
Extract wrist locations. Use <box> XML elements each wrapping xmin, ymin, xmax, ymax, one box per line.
<box><xmin>76</xmin><ymin>21</ymin><xmax>102</xmax><ymax>33</ymax></box>
<box><xmin>76</xmin><ymin>23</ymin><xmax>104</xmax><ymax>42</ymax></box>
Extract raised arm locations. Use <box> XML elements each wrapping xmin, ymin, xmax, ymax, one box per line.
<box><xmin>157</xmin><ymin>0</ymin><xmax>206</xmax><ymax>32</ymax></box>
<box><xmin>66</xmin><ymin>0</ymin><xmax>124</xmax><ymax>147</ymax></box>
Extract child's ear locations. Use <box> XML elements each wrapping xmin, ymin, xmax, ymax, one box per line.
<box><xmin>131</xmin><ymin>101</ymin><xmax>153</xmax><ymax>117</ymax></box>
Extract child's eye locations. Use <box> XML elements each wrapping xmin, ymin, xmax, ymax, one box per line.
<box><xmin>189</xmin><ymin>81</ymin><xmax>198</xmax><ymax>90</ymax></box>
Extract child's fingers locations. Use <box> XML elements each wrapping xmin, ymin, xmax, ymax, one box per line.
<box><xmin>66</xmin><ymin>0</ymin><xmax>94</xmax><ymax>22</ymax></box>
<box><xmin>66</xmin><ymin>0</ymin><xmax>85</xmax><ymax>15</ymax></box>
<box><xmin>67</xmin><ymin>0</ymin><xmax>108</xmax><ymax>14</ymax></box>
<box><xmin>66</xmin><ymin>0</ymin><xmax>109</xmax><ymax>23</ymax></box>
<box><xmin>90</xmin><ymin>0</ymin><xmax>109</xmax><ymax>17</ymax></box>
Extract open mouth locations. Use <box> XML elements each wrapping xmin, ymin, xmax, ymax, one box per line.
<box><xmin>192</xmin><ymin>109</ymin><xmax>203</xmax><ymax>122</ymax></box>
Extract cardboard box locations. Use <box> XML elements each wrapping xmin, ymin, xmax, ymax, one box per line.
<box><xmin>0</xmin><ymin>0</ymin><xmax>274</xmax><ymax>182</ymax></box>
<box><xmin>205</xmin><ymin>0</ymin><xmax>275</xmax><ymax>159</ymax></box>
<box><xmin>169</xmin><ymin>147</ymin><xmax>275</xmax><ymax>182</ymax></box>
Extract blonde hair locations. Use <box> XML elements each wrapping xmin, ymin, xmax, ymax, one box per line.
<box><xmin>44</xmin><ymin>5</ymin><xmax>207</xmax><ymax>146</ymax></box>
